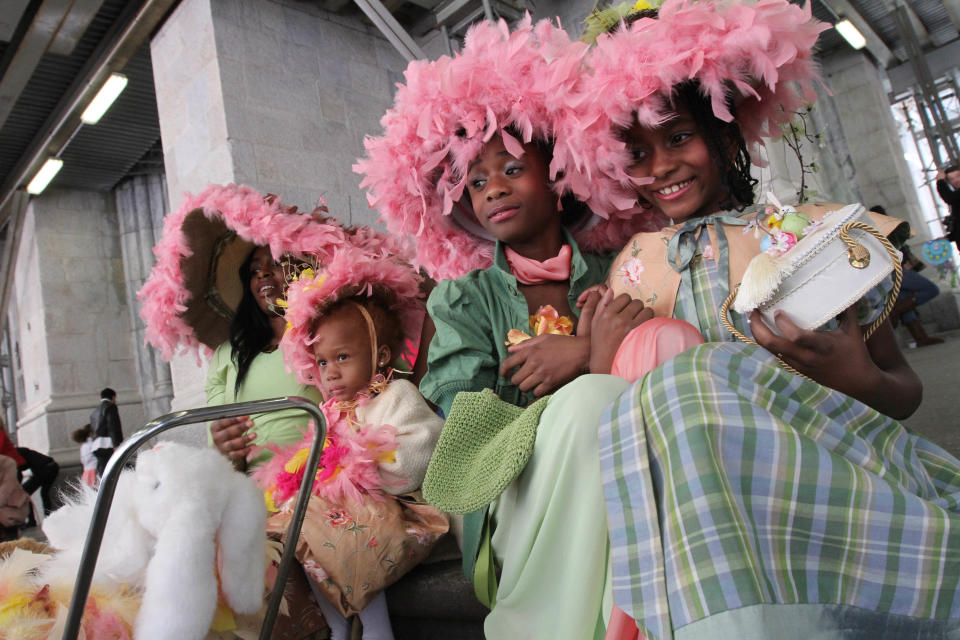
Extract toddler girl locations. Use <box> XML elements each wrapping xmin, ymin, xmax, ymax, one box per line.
<box><xmin>71</xmin><ymin>424</ymin><xmax>97</xmax><ymax>487</ymax></box>
<box><xmin>255</xmin><ymin>247</ymin><xmax>447</xmax><ymax>640</ymax></box>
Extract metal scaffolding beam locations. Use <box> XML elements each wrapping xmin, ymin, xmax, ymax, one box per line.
<box><xmin>891</xmin><ymin>1</ymin><xmax>960</xmax><ymax>164</ymax></box>
<box><xmin>352</xmin><ymin>0</ymin><xmax>427</xmax><ymax>61</ymax></box>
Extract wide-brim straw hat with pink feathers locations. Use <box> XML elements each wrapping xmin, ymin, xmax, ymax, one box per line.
<box><xmin>354</xmin><ymin>15</ymin><xmax>661</xmax><ymax>281</ymax></box>
<box><xmin>279</xmin><ymin>245</ymin><xmax>425</xmax><ymax>387</ymax></box>
<box><xmin>138</xmin><ymin>183</ymin><xmax>404</xmax><ymax>362</ymax></box>
<box><xmin>565</xmin><ymin>0</ymin><xmax>829</xmax><ymax>216</ymax></box>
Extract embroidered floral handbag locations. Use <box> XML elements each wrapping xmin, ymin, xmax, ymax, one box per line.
<box><xmin>266</xmin><ymin>492</ymin><xmax>449</xmax><ymax>617</ymax></box>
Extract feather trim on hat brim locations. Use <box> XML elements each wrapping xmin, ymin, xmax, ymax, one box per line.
<box><xmin>137</xmin><ymin>183</ymin><xmax>354</xmax><ymax>362</ymax></box>
<box><xmin>280</xmin><ymin>246</ymin><xmax>425</xmax><ymax>387</ymax></box>
<box><xmin>355</xmin><ymin>15</ymin><xmax>663</xmax><ymax>280</ymax></box>
<box><xmin>567</xmin><ymin>0</ymin><xmax>829</xmax><ymax>218</ymax></box>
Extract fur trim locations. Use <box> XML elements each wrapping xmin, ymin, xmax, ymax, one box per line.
<box><xmin>279</xmin><ymin>246</ymin><xmax>425</xmax><ymax>387</ymax></box>
<box><xmin>567</xmin><ymin>0</ymin><xmax>828</xmax><ymax>217</ymax></box>
<box><xmin>354</xmin><ymin>16</ymin><xmax>656</xmax><ymax>280</ymax></box>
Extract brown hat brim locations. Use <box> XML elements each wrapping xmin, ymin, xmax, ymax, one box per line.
<box><xmin>179</xmin><ymin>209</ymin><xmax>255</xmax><ymax>350</ymax></box>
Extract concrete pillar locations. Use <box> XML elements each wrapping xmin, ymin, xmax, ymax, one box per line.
<box><xmin>7</xmin><ymin>189</ymin><xmax>145</xmax><ymax>462</ymax></box>
<box><xmin>115</xmin><ymin>172</ymin><xmax>174</xmax><ymax>421</ymax></box>
<box><xmin>759</xmin><ymin>83</ymin><xmax>861</xmax><ymax>206</ymax></box>
<box><xmin>148</xmin><ymin>0</ymin><xmax>406</xmax><ymax>435</ymax></box>
<box><xmin>822</xmin><ymin>49</ymin><xmax>928</xmax><ymax>237</ymax></box>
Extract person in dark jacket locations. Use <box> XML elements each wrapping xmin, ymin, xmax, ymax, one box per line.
<box><xmin>936</xmin><ymin>165</ymin><xmax>960</xmax><ymax>252</ymax></box>
<box><xmin>89</xmin><ymin>387</ymin><xmax>123</xmax><ymax>477</ymax></box>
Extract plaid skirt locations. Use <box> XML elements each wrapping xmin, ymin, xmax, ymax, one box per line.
<box><xmin>601</xmin><ymin>342</ymin><xmax>960</xmax><ymax>639</ymax></box>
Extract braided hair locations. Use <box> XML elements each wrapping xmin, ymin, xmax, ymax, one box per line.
<box><xmin>672</xmin><ymin>80</ymin><xmax>757</xmax><ymax>210</ymax></box>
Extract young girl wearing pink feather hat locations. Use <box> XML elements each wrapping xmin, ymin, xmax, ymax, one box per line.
<box><xmin>355</xmin><ymin>15</ymin><xmax>663</xmax><ymax>421</ymax></box>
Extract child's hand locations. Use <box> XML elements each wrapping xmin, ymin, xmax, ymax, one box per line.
<box><xmin>588</xmin><ymin>289</ymin><xmax>654</xmax><ymax>374</ymax></box>
<box><xmin>576</xmin><ymin>284</ymin><xmax>608</xmax><ymax>308</ymax></box>
<box><xmin>500</xmin><ymin>335</ymin><xmax>590</xmax><ymax>397</ymax></box>
<box><xmin>749</xmin><ymin>307</ymin><xmax>875</xmax><ymax>395</ymax></box>
<box><xmin>210</xmin><ymin>416</ymin><xmax>256</xmax><ymax>470</ymax></box>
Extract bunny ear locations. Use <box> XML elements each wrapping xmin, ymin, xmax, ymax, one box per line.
<box><xmin>215</xmin><ymin>475</ymin><xmax>268</xmax><ymax>615</ymax></box>
<box><xmin>135</xmin><ymin>507</ymin><xmax>219</xmax><ymax>640</ymax></box>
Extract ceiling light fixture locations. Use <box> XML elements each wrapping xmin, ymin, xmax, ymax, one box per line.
<box><xmin>834</xmin><ymin>19</ymin><xmax>867</xmax><ymax>50</ymax></box>
<box><xmin>80</xmin><ymin>73</ymin><xmax>129</xmax><ymax>124</ymax></box>
<box><xmin>26</xmin><ymin>158</ymin><xmax>64</xmax><ymax>195</ymax></box>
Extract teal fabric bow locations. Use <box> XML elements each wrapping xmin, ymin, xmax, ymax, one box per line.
<box><xmin>666</xmin><ymin>211</ymin><xmax>753</xmax><ymax>303</ymax></box>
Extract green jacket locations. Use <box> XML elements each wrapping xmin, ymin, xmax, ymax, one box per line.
<box><xmin>420</xmin><ymin>232</ymin><xmax>613</xmax><ymax>416</ymax></box>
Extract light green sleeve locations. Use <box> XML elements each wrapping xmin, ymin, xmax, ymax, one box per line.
<box><xmin>204</xmin><ymin>343</ymin><xmax>232</xmax><ymax>447</ymax></box>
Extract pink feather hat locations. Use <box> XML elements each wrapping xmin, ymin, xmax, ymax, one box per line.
<box><xmin>354</xmin><ymin>15</ymin><xmax>660</xmax><ymax>281</ymax></box>
<box><xmin>279</xmin><ymin>245</ymin><xmax>425</xmax><ymax>387</ymax></box>
<box><xmin>138</xmin><ymin>183</ymin><xmax>370</xmax><ymax>361</ymax></box>
<box><xmin>566</xmin><ymin>0</ymin><xmax>829</xmax><ymax>216</ymax></box>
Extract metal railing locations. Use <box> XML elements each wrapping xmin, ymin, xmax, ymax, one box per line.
<box><xmin>62</xmin><ymin>397</ymin><xmax>327</xmax><ymax>640</ymax></box>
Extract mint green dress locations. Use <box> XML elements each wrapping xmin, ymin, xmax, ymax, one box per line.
<box><xmin>205</xmin><ymin>342</ymin><xmax>323</xmax><ymax>467</ymax></box>
<box><xmin>479</xmin><ymin>222</ymin><xmax>960</xmax><ymax>640</ymax></box>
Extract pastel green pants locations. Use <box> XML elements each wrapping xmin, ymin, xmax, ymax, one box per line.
<box><xmin>486</xmin><ymin>375</ymin><xmax>630</xmax><ymax>640</ymax></box>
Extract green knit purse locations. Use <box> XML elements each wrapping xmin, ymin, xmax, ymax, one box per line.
<box><xmin>422</xmin><ymin>389</ymin><xmax>551</xmax><ymax>514</ymax></box>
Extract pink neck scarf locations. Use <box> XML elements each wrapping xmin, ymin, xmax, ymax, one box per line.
<box><xmin>504</xmin><ymin>244</ymin><xmax>572</xmax><ymax>285</ymax></box>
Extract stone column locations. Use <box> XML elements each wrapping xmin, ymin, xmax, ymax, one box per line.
<box><xmin>149</xmin><ymin>0</ymin><xmax>406</xmax><ymax>436</ymax></box>
<box><xmin>759</xmin><ymin>83</ymin><xmax>862</xmax><ymax>206</ymax></box>
<box><xmin>7</xmin><ymin>189</ymin><xmax>144</xmax><ymax>462</ymax></box>
<box><xmin>821</xmin><ymin>49</ymin><xmax>928</xmax><ymax>237</ymax></box>
<box><xmin>115</xmin><ymin>172</ymin><xmax>174</xmax><ymax>422</ymax></box>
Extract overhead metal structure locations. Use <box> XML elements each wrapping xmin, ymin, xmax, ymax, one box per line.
<box><xmin>891</xmin><ymin>0</ymin><xmax>960</xmax><ymax>164</ymax></box>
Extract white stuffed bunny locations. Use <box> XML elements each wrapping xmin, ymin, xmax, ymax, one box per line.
<box><xmin>41</xmin><ymin>442</ymin><xmax>267</xmax><ymax>640</ymax></box>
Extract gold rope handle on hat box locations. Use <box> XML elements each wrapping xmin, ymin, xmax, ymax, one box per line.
<box><xmin>720</xmin><ymin>221</ymin><xmax>904</xmax><ymax>380</ymax></box>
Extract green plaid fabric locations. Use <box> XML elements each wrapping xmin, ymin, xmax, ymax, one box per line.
<box><xmin>599</xmin><ymin>226</ymin><xmax>960</xmax><ymax>640</ymax></box>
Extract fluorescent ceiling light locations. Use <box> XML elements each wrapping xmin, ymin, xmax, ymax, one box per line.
<box><xmin>835</xmin><ymin>19</ymin><xmax>866</xmax><ymax>50</ymax></box>
<box><xmin>26</xmin><ymin>158</ymin><xmax>64</xmax><ymax>195</ymax></box>
<box><xmin>80</xmin><ymin>73</ymin><xmax>128</xmax><ymax>124</ymax></box>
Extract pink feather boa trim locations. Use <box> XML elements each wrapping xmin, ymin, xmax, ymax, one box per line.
<box><xmin>279</xmin><ymin>246</ymin><xmax>425</xmax><ymax>387</ymax></box>
<box><xmin>354</xmin><ymin>15</ymin><xmax>660</xmax><ymax>280</ymax></box>
<box><xmin>137</xmin><ymin>183</ymin><xmax>411</xmax><ymax>362</ymax></box>
<box><xmin>252</xmin><ymin>396</ymin><xmax>399</xmax><ymax>506</ymax></box>
<box><xmin>565</xmin><ymin>0</ymin><xmax>829</xmax><ymax>217</ymax></box>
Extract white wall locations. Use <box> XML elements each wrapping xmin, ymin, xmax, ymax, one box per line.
<box><xmin>10</xmin><ymin>190</ymin><xmax>144</xmax><ymax>461</ymax></box>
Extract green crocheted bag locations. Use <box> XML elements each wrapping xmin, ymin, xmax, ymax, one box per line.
<box><xmin>423</xmin><ymin>389</ymin><xmax>551</xmax><ymax>514</ymax></box>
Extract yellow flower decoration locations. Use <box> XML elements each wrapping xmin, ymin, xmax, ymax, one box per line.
<box><xmin>766</xmin><ymin>214</ymin><xmax>783</xmax><ymax>229</ymax></box>
<box><xmin>530</xmin><ymin>305</ymin><xmax>574</xmax><ymax>336</ymax></box>
<box><xmin>506</xmin><ymin>305</ymin><xmax>574</xmax><ymax>345</ymax></box>
<box><xmin>633</xmin><ymin>0</ymin><xmax>654</xmax><ymax>9</ymax></box>
<box><xmin>264</xmin><ymin>488</ymin><xmax>277</xmax><ymax>512</ymax></box>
